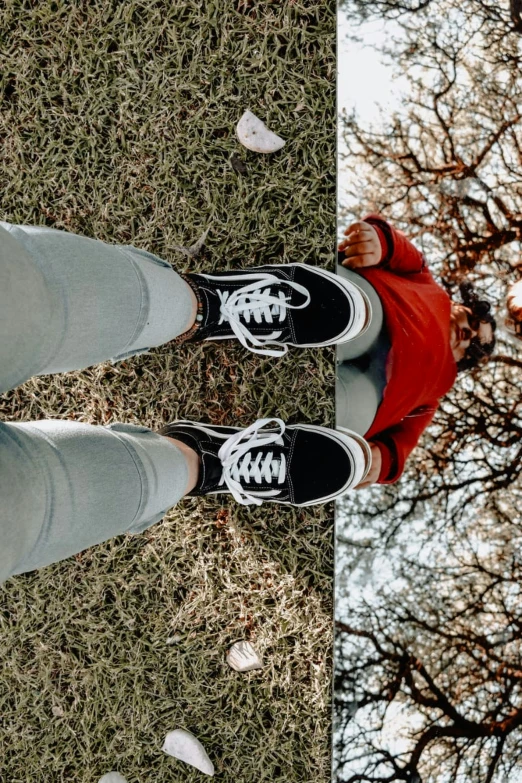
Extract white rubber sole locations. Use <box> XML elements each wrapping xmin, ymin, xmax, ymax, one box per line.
<box><xmin>335</xmin><ymin>426</ymin><xmax>373</xmax><ymax>485</ymax></box>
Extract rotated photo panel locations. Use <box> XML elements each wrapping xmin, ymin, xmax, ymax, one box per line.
<box><xmin>0</xmin><ymin>3</ymin><xmax>338</xmax><ymax>782</ymax></box>
<box><xmin>334</xmin><ymin>1</ymin><xmax>522</xmax><ymax>781</ymax></box>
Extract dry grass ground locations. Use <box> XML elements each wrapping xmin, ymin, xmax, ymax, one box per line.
<box><xmin>0</xmin><ymin>1</ymin><xmax>336</xmax><ymax>780</ymax></box>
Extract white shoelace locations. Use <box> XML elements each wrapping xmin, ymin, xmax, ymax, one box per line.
<box><xmin>209</xmin><ymin>273</ymin><xmax>311</xmax><ymax>356</ymax></box>
<box><xmin>218</xmin><ymin>418</ymin><xmax>287</xmax><ymax>505</ymax></box>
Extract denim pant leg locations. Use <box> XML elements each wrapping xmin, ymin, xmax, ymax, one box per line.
<box><xmin>335</xmin><ymin>265</ymin><xmax>388</xmax><ymax>434</ymax></box>
<box><xmin>0</xmin><ymin>222</ymin><xmax>194</xmax><ymax>393</ymax></box>
<box><xmin>0</xmin><ymin>223</ymin><xmax>194</xmax><ymax>582</ymax></box>
<box><xmin>0</xmin><ymin>420</ymin><xmax>189</xmax><ymax>583</ymax></box>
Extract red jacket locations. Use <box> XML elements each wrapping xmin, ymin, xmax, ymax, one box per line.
<box><xmin>356</xmin><ymin>215</ymin><xmax>457</xmax><ymax>483</ymax></box>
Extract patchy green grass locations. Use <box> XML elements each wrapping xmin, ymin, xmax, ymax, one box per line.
<box><xmin>0</xmin><ymin>1</ymin><xmax>336</xmax><ymax>780</ymax></box>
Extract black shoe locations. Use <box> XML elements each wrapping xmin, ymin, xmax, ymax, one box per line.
<box><xmin>180</xmin><ymin>264</ymin><xmax>371</xmax><ymax>356</ymax></box>
<box><xmin>160</xmin><ymin>418</ymin><xmax>371</xmax><ymax>506</ymax></box>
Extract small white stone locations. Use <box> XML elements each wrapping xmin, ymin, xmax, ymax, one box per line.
<box><xmin>226</xmin><ymin>640</ymin><xmax>263</xmax><ymax>672</ymax></box>
<box><xmin>162</xmin><ymin>729</ymin><xmax>215</xmax><ymax>776</ymax></box>
<box><xmin>166</xmin><ymin>634</ymin><xmax>182</xmax><ymax>645</ymax></box>
<box><xmin>236</xmin><ymin>110</ymin><xmax>285</xmax><ymax>154</ymax></box>
<box><xmin>98</xmin><ymin>774</ymin><xmax>128</xmax><ymax>783</ymax></box>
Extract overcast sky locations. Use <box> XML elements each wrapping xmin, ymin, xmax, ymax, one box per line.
<box><xmin>337</xmin><ymin>12</ymin><xmax>407</xmax><ymax>213</ymax></box>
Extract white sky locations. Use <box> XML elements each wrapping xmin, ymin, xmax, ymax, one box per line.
<box><xmin>337</xmin><ymin>13</ymin><xmax>408</xmax><ymax>212</ymax></box>
<box><xmin>335</xmin><ymin>12</ymin><xmax>522</xmax><ymax>779</ymax></box>
<box><xmin>335</xmin><ymin>13</ymin><xmax>421</xmax><ymax>770</ymax></box>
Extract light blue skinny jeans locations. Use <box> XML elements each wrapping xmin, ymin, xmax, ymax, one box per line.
<box><xmin>0</xmin><ymin>223</ymin><xmax>194</xmax><ymax>583</ymax></box>
<box><xmin>335</xmin><ymin>265</ymin><xmax>388</xmax><ymax>435</ymax></box>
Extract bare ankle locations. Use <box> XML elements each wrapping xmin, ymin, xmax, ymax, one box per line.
<box><xmin>163</xmin><ymin>435</ymin><xmax>200</xmax><ymax>494</ymax></box>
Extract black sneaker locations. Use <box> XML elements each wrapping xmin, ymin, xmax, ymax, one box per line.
<box><xmin>179</xmin><ymin>264</ymin><xmax>371</xmax><ymax>356</ymax></box>
<box><xmin>160</xmin><ymin>418</ymin><xmax>371</xmax><ymax>506</ymax></box>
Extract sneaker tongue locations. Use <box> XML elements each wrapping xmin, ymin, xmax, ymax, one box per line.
<box><xmin>234</xmin><ymin>444</ymin><xmax>285</xmax><ymax>489</ymax></box>
<box><xmin>213</xmin><ymin>276</ymin><xmax>297</xmax><ymax>321</ymax></box>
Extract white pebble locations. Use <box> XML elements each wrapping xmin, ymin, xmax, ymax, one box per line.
<box><xmin>98</xmin><ymin>774</ymin><xmax>128</xmax><ymax>783</ymax></box>
<box><xmin>226</xmin><ymin>640</ymin><xmax>263</xmax><ymax>672</ymax></box>
<box><xmin>236</xmin><ymin>110</ymin><xmax>285</xmax><ymax>154</ymax></box>
<box><xmin>166</xmin><ymin>635</ymin><xmax>182</xmax><ymax>645</ymax></box>
<box><xmin>162</xmin><ymin>729</ymin><xmax>215</xmax><ymax>776</ymax></box>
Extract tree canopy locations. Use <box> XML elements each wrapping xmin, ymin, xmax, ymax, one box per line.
<box><xmin>335</xmin><ymin>1</ymin><xmax>522</xmax><ymax>780</ymax></box>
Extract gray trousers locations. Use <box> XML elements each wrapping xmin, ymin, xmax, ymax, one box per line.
<box><xmin>335</xmin><ymin>266</ymin><xmax>389</xmax><ymax>435</ymax></box>
<box><xmin>0</xmin><ymin>223</ymin><xmax>194</xmax><ymax>583</ymax></box>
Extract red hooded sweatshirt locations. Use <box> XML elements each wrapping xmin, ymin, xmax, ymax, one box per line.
<box><xmin>354</xmin><ymin>215</ymin><xmax>457</xmax><ymax>483</ymax></box>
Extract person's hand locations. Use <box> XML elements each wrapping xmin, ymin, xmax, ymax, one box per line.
<box><xmin>355</xmin><ymin>442</ymin><xmax>382</xmax><ymax>489</ymax></box>
<box><xmin>338</xmin><ymin>221</ymin><xmax>382</xmax><ymax>269</ymax></box>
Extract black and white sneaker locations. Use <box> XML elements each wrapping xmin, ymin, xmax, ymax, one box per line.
<box><xmin>160</xmin><ymin>418</ymin><xmax>372</xmax><ymax>506</ymax></box>
<box><xmin>179</xmin><ymin>264</ymin><xmax>371</xmax><ymax>356</ymax></box>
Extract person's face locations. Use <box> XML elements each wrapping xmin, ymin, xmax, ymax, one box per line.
<box><xmin>449</xmin><ymin>303</ymin><xmax>493</xmax><ymax>363</ymax></box>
